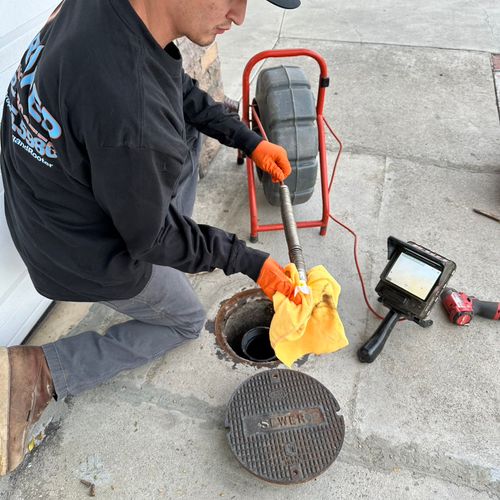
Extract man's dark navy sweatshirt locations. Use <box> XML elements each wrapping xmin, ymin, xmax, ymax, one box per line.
<box><xmin>0</xmin><ymin>0</ymin><xmax>268</xmax><ymax>302</ymax></box>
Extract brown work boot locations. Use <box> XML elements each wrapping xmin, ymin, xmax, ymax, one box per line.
<box><xmin>0</xmin><ymin>346</ymin><xmax>54</xmax><ymax>475</ymax></box>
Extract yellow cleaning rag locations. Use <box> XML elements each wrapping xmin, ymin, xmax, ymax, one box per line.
<box><xmin>270</xmin><ymin>264</ymin><xmax>348</xmax><ymax>367</ymax></box>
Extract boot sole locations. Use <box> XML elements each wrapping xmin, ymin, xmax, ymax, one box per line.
<box><xmin>0</xmin><ymin>348</ymin><xmax>10</xmax><ymax>475</ymax></box>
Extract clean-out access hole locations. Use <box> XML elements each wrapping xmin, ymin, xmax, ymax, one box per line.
<box><xmin>241</xmin><ymin>326</ymin><xmax>276</xmax><ymax>362</ymax></box>
<box><xmin>215</xmin><ymin>289</ymin><xmax>278</xmax><ymax>365</ymax></box>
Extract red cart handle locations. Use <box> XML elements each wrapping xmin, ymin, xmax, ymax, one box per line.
<box><xmin>242</xmin><ymin>49</ymin><xmax>329</xmax><ymax>128</ymax></box>
<box><xmin>241</xmin><ymin>49</ymin><xmax>333</xmax><ymax>241</ymax></box>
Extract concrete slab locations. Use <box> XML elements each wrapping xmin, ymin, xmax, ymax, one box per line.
<box><xmin>190</xmin><ymin>148</ymin><xmax>387</xmax><ymax>422</ymax></box>
<box><xmin>263</xmin><ymin>38</ymin><xmax>500</xmax><ymax>173</ymax></box>
<box><xmin>218</xmin><ymin>2</ymin><xmax>500</xmax><ymax>100</ymax></box>
<box><xmin>2</xmin><ymin>142</ymin><xmax>498</xmax><ymax>497</ymax></box>
<box><xmin>1</xmin><ymin>378</ymin><xmax>492</xmax><ymax>500</ymax></box>
<box><xmin>2</xmin><ymin>1</ymin><xmax>499</xmax><ymax>498</ymax></box>
<box><xmin>351</xmin><ymin>158</ymin><xmax>500</xmax><ymax>494</ymax></box>
<box><xmin>0</xmin><ymin>143</ymin><xmax>499</xmax><ymax>499</ymax></box>
<box><xmin>25</xmin><ymin>302</ymin><xmax>92</xmax><ymax>346</ymax></box>
<box><xmin>219</xmin><ymin>21</ymin><xmax>500</xmax><ymax>172</ymax></box>
<box><xmin>157</xmin><ymin>145</ymin><xmax>500</xmax><ymax>494</ymax></box>
<box><xmin>281</xmin><ymin>0</ymin><xmax>500</xmax><ymax>53</ymax></box>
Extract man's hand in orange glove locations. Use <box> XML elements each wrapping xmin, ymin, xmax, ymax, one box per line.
<box><xmin>251</xmin><ymin>140</ymin><xmax>292</xmax><ymax>183</ymax></box>
<box><xmin>257</xmin><ymin>257</ymin><xmax>301</xmax><ymax>305</ymax></box>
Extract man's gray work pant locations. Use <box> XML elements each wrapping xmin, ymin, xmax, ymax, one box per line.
<box><xmin>42</xmin><ymin>129</ymin><xmax>206</xmax><ymax>399</ymax></box>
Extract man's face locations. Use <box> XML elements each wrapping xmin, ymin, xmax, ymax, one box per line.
<box><xmin>172</xmin><ymin>0</ymin><xmax>248</xmax><ymax>47</ymax></box>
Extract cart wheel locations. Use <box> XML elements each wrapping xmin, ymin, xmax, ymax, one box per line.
<box><xmin>254</xmin><ymin>65</ymin><xmax>318</xmax><ymax>206</ymax></box>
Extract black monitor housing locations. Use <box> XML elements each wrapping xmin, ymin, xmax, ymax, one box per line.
<box><xmin>358</xmin><ymin>236</ymin><xmax>456</xmax><ymax>363</ymax></box>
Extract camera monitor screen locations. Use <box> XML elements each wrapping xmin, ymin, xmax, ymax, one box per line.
<box><xmin>385</xmin><ymin>252</ymin><xmax>442</xmax><ymax>300</ymax></box>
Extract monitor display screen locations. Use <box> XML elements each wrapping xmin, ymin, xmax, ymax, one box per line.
<box><xmin>385</xmin><ymin>252</ymin><xmax>442</xmax><ymax>300</ymax></box>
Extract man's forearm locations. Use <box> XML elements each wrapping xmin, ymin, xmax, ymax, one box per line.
<box><xmin>182</xmin><ymin>73</ymin><xmax>262</xmax><ymax>155</ymax></box>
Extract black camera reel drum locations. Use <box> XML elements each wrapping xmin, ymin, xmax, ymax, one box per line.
<box><xmin>253</xmin><ymin>65</ymin><xmax>319</xmax><ymax>206</ymax></box>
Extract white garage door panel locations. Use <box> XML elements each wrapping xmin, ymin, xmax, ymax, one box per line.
<box><xmin>0</xmin><ymin>62</ymin><xmax>17</xmax><ymax>97</ymax></box>
<box><xmin>0</xmin><ymin>179</ymin><xmax>52</xmax><ymax>347</ymax></box>
<box><xmin>0</xmin><ymin>6</ymin><xmax>56</xmax><ymax>79</ymax></box>
<box><xmin>0</xmin><ymin>271</ymin><xmax>51</xmax><ymax>347</ymax></box>
<box><xmin>0</xmin><ymin>190</ymin><xmax>27</xmax><ymax>292</ymax></box>
<box><xmin>0</xmin><ymin>27</ymin><xmax>45</xmax><ymax>91</ymax></box>
<box><xmin>0</xmin><ymin>17</ymin><xmax>51</xmax><ymax>64</ymax></box>
<box><xmin>0</xmin><ymin>183</ymin><xmax>52</xmax><ymax>347</ymax></box>
<box><xmin>0</xmin><ymin>1</ymin><xmax>60</xmax><ymax>346</ymax></box>
<box><xmin>0</xmin><ymin>1</ymin><xmax>57</xmax><ymax>35</ymax></box>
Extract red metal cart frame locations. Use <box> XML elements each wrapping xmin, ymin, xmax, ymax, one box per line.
<box><xmin>240</xmin><ymin>49</ymin><xmax>332</xmax><ymax>242</ymax></box>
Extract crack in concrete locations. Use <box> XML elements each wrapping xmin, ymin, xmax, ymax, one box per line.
<box><xmin>479</xmin><ymin>4</ymin><xmax>497</xmax><ymax>41</ymax></box>
<box><xmin>343</xmin><ymin>433</ymin><xmax>500</xmax><ymax>497</ymax></box>
<box><xmin>2</xmin><ymin>381</ymin><xmax>496</xmax><ymax>497</ymax></box>
<box><xmin>144</xmin><ymin>357</ymin><xmax>167</xmax><ymax>385</ymax></box>
<box><xmin>375</xmin><ymin>155</ymin><xmax>391</xmax><ymax>239</ymax></box>
<box><xmin>114</xmin><ymin>382</ymin><xmax>226</xmax><ymax>430</ymax></box>
<box><xmin>343</xmin><ymin>159</ymin><xmax>388</xmax><ymax>426</ymax></box>
<box><xmin>243</xmin><ymin>10</ymin><xmax>286</xmax><ymax>101</ymax></box>
<box><xmin>345</xmin><ymin>23</ymin><xmax>364</xmax><ymax>45</ymax></box>
<box><xmin>491</xmin><ymin>59</ymin><xmax>500</xmax><ymax>125</ymax></box>
<box><xmin>114</xmin><ymin>381</ymin><xmax>499</xmax><ymax>495</ymax></box>
<box><xmin>347</xmin><ymin>371</ymin><xmax>363</xmax><ymax>429</ymax></box>
<box><xmin>273</xmin><ymin>11</ymin><xmax>286</xmax><ymax>50</ymax></box>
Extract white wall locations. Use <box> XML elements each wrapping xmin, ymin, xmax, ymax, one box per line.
<box><xmin>0</xmin><ymin>1</ymin><xmax>60</xmax><ymax>345</ymax></box>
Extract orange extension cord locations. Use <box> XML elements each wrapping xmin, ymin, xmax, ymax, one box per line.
<box><xmin>320</xmin><ymin>117</ymin><xmax>385</xmax><ymax>321</ymax></box>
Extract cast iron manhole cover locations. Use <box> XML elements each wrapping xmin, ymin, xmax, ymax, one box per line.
<box><xmin>225</xmin><ymin>369</ymin><xmax>345</xmax><ymax>484</ymax></box>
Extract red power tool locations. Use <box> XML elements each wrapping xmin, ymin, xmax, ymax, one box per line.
<box><xmin>441</xmin><ymin>288</ymin><xmax>500</xmax><ymax>326</ymax></box>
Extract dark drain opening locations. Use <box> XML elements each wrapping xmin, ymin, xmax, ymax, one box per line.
<box><xmin>241</xmin><ymin>327</ymin><xmax>276</xmax><ymax>362</ymax></box>
<box><xmin>215</xmin><ymin>289</ymin><xmax>278</xmax><ymax>365</ymax></box>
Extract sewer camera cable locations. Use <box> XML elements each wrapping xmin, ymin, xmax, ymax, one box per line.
<box><xmin>252</xmin><ymin>108</ymin><xmax>384</xmax><ymax>319</ymax></box>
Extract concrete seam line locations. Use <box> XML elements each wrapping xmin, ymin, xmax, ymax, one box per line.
<box><xmin>278</xmin><ymin>36</ymin><xmax>494</xmax><ymax>56</ymax></box>
<box><xmin>324</xmin><ymin>144</ymin><xmax>500</xmax><ymax>174</ymax></box>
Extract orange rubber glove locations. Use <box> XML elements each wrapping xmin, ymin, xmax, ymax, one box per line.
<box><xmin>257</xmin><ymin>257</ymin><xmax>302</xmax><ymax>305</ymax></box>
<box><xmin>250</xmin><ymin>140</ymin><xmax>292</xmax><ymax>183</ymax></box>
